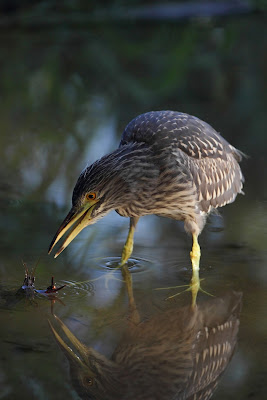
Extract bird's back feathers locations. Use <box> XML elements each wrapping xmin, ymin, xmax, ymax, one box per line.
<box><xmin>120</xmin><ymin>111</ymin><xmax>244</xmax><ymax>214</ymax></box>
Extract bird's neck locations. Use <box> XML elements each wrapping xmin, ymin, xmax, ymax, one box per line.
<box><xmin>111</xmin><ymin>143</ymin><xmax>160</xmax><ymax>217</ymax></box>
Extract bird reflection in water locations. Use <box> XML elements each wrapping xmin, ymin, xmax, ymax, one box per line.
<box><xmin>49</xmin><ymin>268</ymin><xmax>242</xmax><ymax>400</ymax></box>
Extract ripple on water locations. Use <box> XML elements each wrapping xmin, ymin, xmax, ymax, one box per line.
<box><xmin>56</xmin><ymin>279</ymin><xmax>95</xmax><ymax>301</ymax></box>
<box><xmin>96</xmin><ymin>256</ymin><xmax>152</xmax><ymax>274</ymax></box>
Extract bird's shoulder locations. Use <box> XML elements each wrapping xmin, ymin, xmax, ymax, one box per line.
<box><xmin>120</xmin><ymin>111</ymin><xmax>241</xmax><ymax>161</ymax></box>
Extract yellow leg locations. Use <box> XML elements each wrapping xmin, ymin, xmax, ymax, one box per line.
<box><xmin>155</xmin><ymin>233</ymin><xmax>211</xmax><ymax>304</ymax></box>
<box><xmin>190</xmin><ymin>233</ymin><xmax>201</xmax><ymax>307</ymax></box>
<box><xmin>121</xmin><ymin>265</ymin><xmax>140</xmax><ymax>325</ymax></box>
<box><xmin>120</xmin><ymin>217</ymin><xmax>139</xmax><ymax>267</ymax></box>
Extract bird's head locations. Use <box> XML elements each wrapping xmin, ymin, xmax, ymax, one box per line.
<box><xmin>49</xmin><ymin>316</ymin><xmax>124</xmax><ymax>400</ymax></box>
<box><xmin>48</xmin><ymin>149</ymin><xmax>131</xmax><ymax>258</ymax></box>
<box><xmin>48</xmin><ymin>143</ymin><xmax>157</xmax><ymax>257</ymax></box>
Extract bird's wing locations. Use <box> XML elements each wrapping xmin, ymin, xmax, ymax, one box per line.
<box><xmin>120</xmin><ymin>110</ymin><xmax>240</xmax><ymax>160</ymax></box>
<box><xmin>120</xmin><ymin>111</ymin><xmax>244</xmax><ymax>213</ymax></box>
<box><xmin>189</xmin><ymin>154</ymin><xmax>244</xmax><ymax>213</ymax></box>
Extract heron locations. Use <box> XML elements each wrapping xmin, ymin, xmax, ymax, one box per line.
<box><xmin>48</xmin><ymin>111</ymin><xmax>244</xmax><ymax>302</ymax></box>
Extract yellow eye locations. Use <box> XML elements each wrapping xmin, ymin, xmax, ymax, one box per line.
<box><xmin>86</xmin><ymin>192</ymin><xmax>97</xmax><ymax>201</ymax></box>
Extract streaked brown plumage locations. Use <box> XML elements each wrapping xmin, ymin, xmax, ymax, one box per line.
<box><xmin>49</xmin><ymin>289</ymin><xmax>242</xmax><ymax>400</ymax></box>
<box><xmin>48</xmin><ymin>111</ymin><xmax>244</xmax><ymax>303</ymax></box>
<box><xmin>117</xmin><ymin>111</ymin><xmax>243</xmax><ymax>234</ymax></box>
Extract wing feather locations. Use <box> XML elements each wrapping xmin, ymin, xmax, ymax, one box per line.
<box><xmin>190</xmin><ymin>155</ymin><xmax>244</xmax><ymax>213</ymax></box>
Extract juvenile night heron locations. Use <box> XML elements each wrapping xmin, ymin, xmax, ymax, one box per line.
<box><xmin>48</xmin><ymin>111</ymin><xmax>244</xmax><ymax>300</ymax></box>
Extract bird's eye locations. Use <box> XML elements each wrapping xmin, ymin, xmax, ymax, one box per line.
<box><xmin>86</xmin><ymin>192</ymin><xmax>97</xmax><ymax>201</ymax></box>
<box><xmin>82</xmin><ymin>376</ymin><xmax>94</xmax><ymax>387</ymax></box>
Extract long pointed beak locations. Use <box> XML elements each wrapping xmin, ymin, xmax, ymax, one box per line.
<box><xmin>48</xmin><ymin>201</ymin><xmax>99</xmax><ymax>258</ymax></box>
<box><xmin>48</xmin><ymin>315</ymin><xmax>95</xmax><ymax>375</ymax></box>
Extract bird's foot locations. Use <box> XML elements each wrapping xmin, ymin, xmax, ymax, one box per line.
<box><xmin>71</xmin><ymin>255</ymin><xmax>134</xmax><ymax>292</ymax></box>
<box><xmin>72</xmin><ymin>266</ymin><xmax>124</xmax><ymax>292</ymax></box>
<box><xmin>190</xmin><ymin>273</ymin><xmax>214</xmax><ymax>307</ymax></box>
<box><xmin>103</xmin><ymin>269</ymin><xmax>125</xmax><ymax>289</ymax></box>
<box><xmin>155</xmin><ymin>279</ymin><xmax>213</xmax><ymax>307</ymax></box>
<box><xmin>100</xmin><ymin>261</ymin><xmax>137</xmax><ymax>290</ymax></box>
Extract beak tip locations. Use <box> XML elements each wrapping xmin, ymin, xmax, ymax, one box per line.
<box><xmin>48</xmin><ymin>240</ymin><xmax>62</xmax><ymax>258</ymax></box>
<box><xmin>48</xmin><ymin>241</ymin><xmax>55</xmax><ymax>255</ymax></box>
<box><xmin>48</xmin><ymin>204</ymin><xmax>91</xmax><ymax>260</ymax></box>
<box><xmin>54</xmin><ymin>246</ymin><xmax>64</xmax><ymax>258</ymax></box>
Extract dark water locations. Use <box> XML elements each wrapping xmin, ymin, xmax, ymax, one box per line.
<box><xmin>0</xmin><ymin>5</ymin><xmax>267</xmax><ymax>399</ymax></box>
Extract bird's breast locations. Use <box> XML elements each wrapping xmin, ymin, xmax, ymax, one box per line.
<box><xmin>115</xmin><ymin>206</ymin><xmax>143</xmax><ymax>218</ymax></box>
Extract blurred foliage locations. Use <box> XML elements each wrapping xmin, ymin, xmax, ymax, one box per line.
<box><xmin>0</xmin><ymin>0</ymin><xmax>265</xmax><ymax>17</ymax></box>
<box><xmin>0</xmin><ymin>1</ymin><xmax>266</xmax><ymax>204</ymax></box>
<box><xmin>0</xmin><ymin>7</ymin><xmax>266</xmax><ymax>203</ymax></box>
